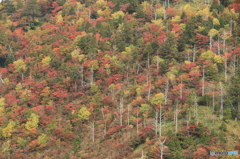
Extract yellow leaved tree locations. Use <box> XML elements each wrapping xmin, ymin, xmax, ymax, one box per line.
<box><xmin>25</xmin><ymin>113</ymin><xmax>40</xmax><ymax>131</ymax></box>
<box><xmin>0</xmin><ymin>97</ymin><xmax>6</xmax><ymax>117</ymax></box>
<box><xmin>112</xmin><ymin>11</ymin><xmax>125</xmax><ymax>19</ymax></box>
<box><xmin>13</xmin><ymin>59</ymin><xmax>26</xmax><ymax>80</ymax></box>
<box><xmin>78</xmin><ymin>107</ymin><xmax>91</xmax><ymax>121</ymax></box>
<box><xmin>2</xmin><ymin>121</ymin><xmax>15</xmax><ymax>138</ymax></box>
<box><xmin>151</xmin><ymin>93</ymin><xmax>165</xmax><ymax>106</ymax></box>
<box><xmin>41</xmin><ymin>56</ymin><xmax>51</xmax><ymax>67</ymax></box>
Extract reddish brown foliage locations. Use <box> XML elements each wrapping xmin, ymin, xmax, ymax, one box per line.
<box><xmin>40</xmin><ymin>114</ymin><xmax>54</xmax><ymax>126</ymax></box>
<box><xmin>106</xmin><ymin>74</ymin><xmax>123</xmax><ymax>84</ymax></box>
<box><xmin>106</xmin><ymin>125</ymin><xmax>124</xmax><ymax>136</ymax></box>
<box><xmin>120</xmin><ymin>3</ymin><xmax>130</xmax><ymax>11</ymax></box>
<box><xmin>192</xmin><ymin>148</ymin><xmax>208</xmax><ymax>159</ymax></box>
<box><xmin>229</xmin><ymin>0</ymin><xmax>240</xmax><ymax>12</ymax></box>
<box><xmin>52</xmin><ymin>127</ymin><xmax>75</xmax><ymax>141</ymax></box>
<box><xmin>4</xmin><ymin>93</ymin><xmax>18</xmax><ymax>106</ymax></box>
<box><xmin>64</xmin><ymin>103</ymin><xmax>76</xmax><ymax>110</ymax></box>
<box><xmin>107</xmin><ymin>1</ymin><xmax>116</xmax><ymax>8</ymax></box>
<box><xmin>52</xmin><ymin>90</ymin><xmax>68</xmax><ymax>98</ymax></box>
<box><xmin>196</xmin><ymin>33</ymin><xmax>209</xmax><ymax>49</ymax></box>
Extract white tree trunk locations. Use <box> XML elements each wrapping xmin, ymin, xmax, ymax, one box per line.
<box><xmin>193</xmin><ymin>45</ymin><xmax>196</xmax><ymax>63</ymax></box>
<box><xmin>210</xmin><ymin>36</ymin><xmax>212</xmax><ymax>49</ymax></box>
<box><xmin>180</xmin><ymin>76</ymin><xmax>183</xmax><ymax>100</ymax></box>
<box><xmin>175</xmin><ymin>102</ymin><xmax>180</xmax><ymax>136</ymax></box>
<box><xmin>224</xmin><ymin>56</ymin><xmax>227</xmax><ymax>82</ymax></box>
<box><xmin>194</xmin><ymin>96</ymin><xmax>198</xmax><ymax>125</ymax></box>
<box><xmin>119</xmin><ymin>97</ymin><xmax>123</xmax><ymax>126</ymax></box>
<box><xmin>159</xmin><ymin>137</ymin><xmax>167</xmax><ymax>159</ymax></box>
<box><xmin>217</xmin><ymin>38</ymin><xmax>220</xmax><ymax>55</ymax></box>
<box><xmin>159</xmin><ymin>105</ymin><xmax>164</xmax><ymax>138</ymax></box>
<box><xmin>213</xmin><ymin>93</ymin><xmax>215</xmax><ymax>112</ymax></box>
<box><xmin>0</xmin><ymin>74</ymin><xmax>5</xmax><ymax>84</ymax></box>
<box><xmin>127</xmin><ymin>104</ymin><xmax>130</xmax><ymax>125</ymax></box>
<box><xmin>137</xmin><ymin>111</ymin><xmax>139</xmax><ymax>136</ymax></box>
<box><xmin>202</xmin><ymin>67</ymin><xmax>205</xmax><ymax>96</ymax></box>
<box><xmin>155</xmin><ymin>110</ymin><xmax>159</xmax><ymax>136</ymax></box>
<box><xmin>147</xmin><ymin>74</ymin><xmax>151</xmax><ymax>101</ymax></box>
<box><xmin>90</xmin><ymin>66</ymin><xmax>94</xmax><ymax>85</ymax></box>
<box><xmin>220</xmin><ymin>82</ymin><xmax>224</xmax><ymax>120</ymax></box>
<box><xmin>91</xmin><ymin>122</ymin><xmax>95</xmax><ymax>142</ymax></box>
<box><xmin>164</xmin><ymin>79</ymin><xmax>169</xmax><ymax>105</ymax></box>
<box><xmin>101</xmin><ymin>108</ymin><xmax>106</xmax><ymax>138</ymax></box>
<box><xmin>81</xmin><ymin>65</ymin><xmax>84</xmax><ymax>86</ymax></box>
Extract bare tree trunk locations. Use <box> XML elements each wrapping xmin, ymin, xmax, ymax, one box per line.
<box><xmin>126</xmin><ymin>67</ymin><xmax>129</xmax><ymax>86</ymax></box>
<box><xmin>175</xmin><ymin>101</ymin><xmax>180</xmax><ymax>136</ymax></box>
<box><xmin>223</xmin><ymin>36</ymin><xmax>226</xmax><ymax>53</ymax></box>
<box><xmin>147</xmin><ymin>52</ymin><xmax>150</xmax><ymax>69</ymax></box>
<box><xmin>21</xmin><ymin>72</ymin><xmax>24</xmax><ymax>81</ymax></box>
<box><xmin>238</xmin><ymin>94</ymin><xmax>240</xmax><ymax>112</ymax></box>
<box><xmin>8</xmin><ymin>44</ymin><xmax>13</xmax><ymax>55</ymax></box>
<box><xmin>137</xmin><ymin>64</ymin><xmax>140</xmax><ymax>75</ymax></box>
<box><xmin>163</xmin><ymin>4</ymin><xmax>166</xmax><ymax>20</ymax></box>
<box><xmin>0</xmin><ymin>74</ymin><xmax>5</xmax><ymax>84</ymax></box>
<box><xmin>164</xmin><ymin>78</ymin><xmax>169</xmax><ymax>105</ymax></box>
<box><xmin>101</xmin><ymin>108</ymin><xmax>106</xmax><ymax>138</ymax></box>
<box><xmin>88</xmin><ymin>7</ymin><xmax>91</xmax><ymax>20</ymax></box>
<box><xmin>137</xmin><ymin>111</ymin><xmax>139</xmax><ymax>136</ymax></box>
<box><xmin>187</xmin><ymin>109</ymin><xmax>190</xmax><ymax>135</ymax></box>
<box><xmin>193</xmin><ymin>45</ymin><xmax>196</xmax><ymax>63</ymax></box>
<box><xmin>91</xmin><ymin>122</ymin><xmax>95</xmax><ymax>142</ymax></box>
<box><xmin>220</xmin><ymin>82</ymin><xmax>224</xmax><ymax>120</ymax></box>
<box><xmin>147</xmin><ymin>75</ymin><xmax>151</xmax><ymax>101</ymax></box>
<box><xmin>194</xmin><ymin>96</ymin><xmax>198</xmax><ymax>125</ymax></box>
<box><xmin>127</xmin><ymin>104</ymin><xmax>130</xmax><ymax>125</ymax></box>
<box><xmin>233</xmin><ymin>54</ymin><xmax>236</xmax><ymax>75</ymax></box>
<box><xmin>180</xmin><ymin>76</ymin><xmax>183</xmax><ymax>100</ymax></box>
<box><xmin>154</xmin><ymin>8</ymin><xmax>157</xmax><ymax>20</ymax></box>
<box><xmin>224</xmin><ymin>56</ymin><xmax>227</xmax><ymax>82</ymax></box>
<box><xmin>155</xmin><ymin>110</ymin><xmax>159</xmax><ymax>136</ymax></box>
<box><xmin>210</xmin><ymin>36</ymin><xmax>212</xmax><ymax>49</ymax></box>
<box><xmin>81</xmin><ymin>65</ymin><xmax>84</xmax><ymax>86</ymax></box>
<box><xmin>202</xmin><ymin>67</ymin><xmax>205</xmax><ymax>96</ymax></box>
<box><xmin>213</xmin><ymin>93</ymin><xmax>215</xmax><ymax>112</ymax></box>
<box><xmin>141</xmin><ymin>149</ymin><xmax>145</xmax><ymax>159</ymax></box>
<box><xmin>90</xmin><ymin>66</ymin><xmax>94</xmax><ymax>85</ymax></box>
<box><xmin>74</xmin><ymin>81</ymin><xmax>77</xmax><ymax>92</ymax></box>
<box><xmin>230</xmin><ymin>18</ymin><xmax>232</xmax><ymax>35</ymax></box>
<box><xmin>159</xmin><ymin>137</ymin><xmax>167</xmax><ymax>159</ymax></box>
<box><xmin>119</xmin><ymin>97</ymin><xmax>123</xmax><ymax>126</ymax></box>
<box><xmin>157</xmin><ymin>51</ymin><xmax>159</xmax><ymax>77</ymax></box>
<box><xmin>159</xmin><ymin>105</ymin><xmax>164</xmax><ymax>138</ymax></box>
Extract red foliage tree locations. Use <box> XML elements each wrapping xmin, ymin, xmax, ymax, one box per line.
<box><xmin>4</xmin><ymin>93</ymin><xmax>18</xmax><ymax>107</ymax></box>
<box><xmin>196</xmin><ymin>33</ymin><xmax>209</xmax><ymax>49</ymax></box>
<box><xmin>120</xmin><ymin>3</ymin><xmax>130</xmax><ymax>11</ymax></box>
<box><xmin>64</xmin><ymin>103</ymin><xmax>76</xmax><ymax>110</ymax></box>
<box><xmin>192</xmin><ymin>148</ymin><xmax>209</xmax><ymax>159</ymax></box>
<box><xmin>229</xmin><ymin>0</ymin><xmax>240</xmax><ymax>13</ymax></box>
<box><xmin>52</xmin><ymin>90</ymin><xmax>68</xmax><ymax>98</ymax></box>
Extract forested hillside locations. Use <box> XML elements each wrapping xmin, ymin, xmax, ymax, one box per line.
<box><xmin>0</xmin><ymin>0</ymin><xmax>240</xmax><ymax>158</ymax></box>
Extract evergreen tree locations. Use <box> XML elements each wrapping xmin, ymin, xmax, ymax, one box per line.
<box><xmin>228</xmin><ymin>68</ymin><xmax>240</xmax><ymax>111</ymax></box>
<box><xmin>210</xmin><ymin>0</ymin><xmax>224</xmax><ymax>13</ymax></box>
<box><xmin>178</xmin><ymin>16</ymin><xmax>197</xmax><ymax>52</ymax></box>
<box><xmin>160</xmin><ymin>32</ymin><xmax>178</xmax><ymax>61</ymax></box>
<box><xmin>220</xmin><ymin>0</ymin><xmax>231</xmax><ymax>7</ymax></box>
<box><xmin>22</xmin><ymin>0</ymin><xmax>42</xmax><ymax>24</ymax></box>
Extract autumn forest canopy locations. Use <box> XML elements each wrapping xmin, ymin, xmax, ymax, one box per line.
<box><xmin>1</xmin><ymin>0</ymin><xmax>240</xmax><ymax>158</ymax></box>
